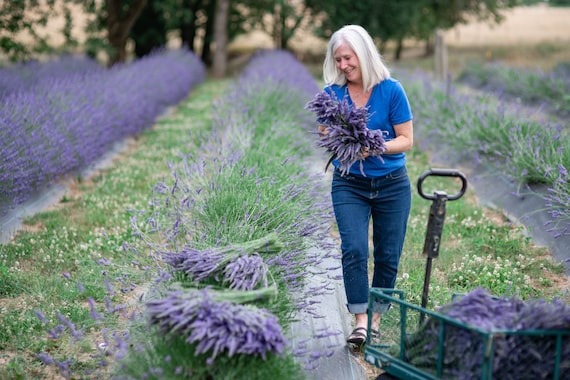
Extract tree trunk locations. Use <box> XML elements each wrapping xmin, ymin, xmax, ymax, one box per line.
<box><xmin>180</xmin><ymin>22</ymin><xmax>196</xmax><ymax>52</ymax></box>
<box><xmin>201</xmin><ymin>0</ymin><xmax>216</xmax><ymax>65</ymax></box>
<box><xmin>106</xmin><ymin>0</ymin><xmax>148</xmax><ymax>66</ymax></box>
<box><xmin>180</xmin><ymin>0</ymin><xmax>202</xmax><ymax>52</ymax></box>
<box><xmin>393</xmin><ymin>37</ymin><xmax>404</xmax><ymax>61</ymax></box>
<box><xmin>424</xmin><ymin>36</ymin><xmax>434</xmax><ymax>57</ymax></box>
<box><xmin>273</xmin><ymin>3</ymin><xmax>282</xmax><ymax>49</ymax></box>
<box><xmin>212</xmin><ymin>0</ymin><xmax>229</xmax><ymax>78</ymax></box>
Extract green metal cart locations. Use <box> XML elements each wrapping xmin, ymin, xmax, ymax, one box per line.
<box><xmin>364</xmin><ymin>289</ymin><xmax>569</xmax><ymax>380</ymax></box>
<box><xmin>363</xmin><ymin>169</ymin><xmax>569</xmax><ymax>379</ymax></box>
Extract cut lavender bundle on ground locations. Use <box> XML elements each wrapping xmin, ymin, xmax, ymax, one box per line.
<box><xmin>305</xmin><ymin>90</ymin><xmax>386</xmax><ymax>176</ymax></box>
<box><xmin>146</xmin><ymin>287</ymin><xmax>286</xmax><ymax>364</ymax></box>
<box><xmin>161</xmin><ymin>233</ymin><xmax>280</xmax><ymax>290</ymax></box>
<box><xmin>223</xmin><ymin>253</ymin><xmax>268</xmax><ymax>291</ymax></box>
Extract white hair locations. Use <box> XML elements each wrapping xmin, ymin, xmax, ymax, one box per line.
<box><xmin>323</xmin><ymin>25</ymin><xmax>390</xmax><ymax>92</ymax></box>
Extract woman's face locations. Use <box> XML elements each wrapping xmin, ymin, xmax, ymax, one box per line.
<box><xmin>334</xmin><ymin>43</ymin><xmax>361</xmax><ymax>84</ymax></box>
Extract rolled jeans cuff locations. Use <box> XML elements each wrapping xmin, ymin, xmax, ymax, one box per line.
<box><xmin>347</xmin><ymin>302</ymin><xmax>368</xmax><ymax>315</ymax></box>
<box><xmin>370</xmin><ymin>299</ymin><xmax>392</xmax><ymax>314</ymax></box>
<box><xmin>347</xmin><ymin>301</ymin><xmax>391</xmax><ymax>315</ymax></box>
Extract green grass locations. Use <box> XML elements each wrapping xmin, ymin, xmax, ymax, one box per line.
<box><xmin>0</xmin><ymin>71</ymin><xmax>568</xmax><ymax>379</ymax></box>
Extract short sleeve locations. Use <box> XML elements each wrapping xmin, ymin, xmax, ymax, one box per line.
<box><xmin>389</xmin><ymin>81</ymin><xmax>413</xmax><ymax>125</ymax></box>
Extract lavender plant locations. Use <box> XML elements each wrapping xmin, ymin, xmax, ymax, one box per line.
<box><xmin>0</xmin><ymin>54</ymin><xmax>103</xmax><ymax>99</ymax></box>
<box><xmin>401</xmin><ymin>69</ymin><xmax>570</xmax><ymax>240</ymax></box>
<box><xmin>239</xmin><ymin>49</ymin><xmax>319</xmax><ymax>98</ymax></box>
<box><xmin>305</xmin><ymin>90</ymin><xmax>386</xmax><ymax>176</ymax></box>
<box><xmin>457</xmin><ymin>62</ymin><xmax>570</xmax><ymax>117</ymax></box>
<box><xmin>126</xmin><ymin>49</ymin><xmax>339</xmax><ymax>376</ymax></box>
<box><xmin>0</xmin><ymin>48</ymin><xmax>206</xmax><ymax>216</ymax></box>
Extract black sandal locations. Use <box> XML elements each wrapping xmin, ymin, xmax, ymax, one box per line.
<box><xmin>346</xmin><ymin>327</ymin><xmax>367</xmax><ymax>345</ymax></box>
<box><xmin>369</xmin><ymin>329</ymin><xmax>380</xmax><ymax>339</ymax></box>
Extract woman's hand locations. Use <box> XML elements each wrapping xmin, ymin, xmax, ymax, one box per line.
<box><xmin>318</xmin><ymin>124</ymin><xmax>329</xmax><ymax>138</ymax></box>
<box><xmin>358</xmin><ymin>147</ymin><xmax>370</xmax><ymax>159</ymax></box>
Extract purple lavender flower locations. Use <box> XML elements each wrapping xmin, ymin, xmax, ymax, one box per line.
<box><xmin>162</xmin><ymin>247</ymin><xmax>225</xmax><ymax>282</ymax></box>
<box><xmin>37</xmin><ymin>352</ymin><xmax>54</xmax><ymax>365</ymax></box>
<box><xmin>162</xmin><ymin>235</ymin><xmax>277</xmax><ymax>289</ymax></box>
<box><xmin>146</xmin><ymin>288</ymin><xmax>287</xmax><ymax>363</ymax></box>
<box><xmin>223</xmin><ymin>254</ymin><xmax>268</xmax><ymax>291</ymax></box>
<box><xmin>305</xmin><ymin>90</ymin><xmax>386</xmax><ymax>176</ymax></box>
<box><xmin>34</xmin><ymin>310</ymin><xmax>48</xmax><ymax>324</ymax></box>
<box><xmin>87</xmin><ymin>297</ymin><xmax>103</xmax><ymax>321</ymax></box>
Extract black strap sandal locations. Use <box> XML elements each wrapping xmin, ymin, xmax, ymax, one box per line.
<box><xmin>369</xmin><ymin>329</ymin><xmax>380</xmax><ymax>339</ymax></box>
<box><xmin>346</xmin><ymin>327</ymin><xmax>367</xmax><ymax>345</ymax></box>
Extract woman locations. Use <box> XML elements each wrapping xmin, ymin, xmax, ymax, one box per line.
<box><xmin>320</xmin><ymin>25</ymin><xmax>414</xmax><ymax>346</ymax></box>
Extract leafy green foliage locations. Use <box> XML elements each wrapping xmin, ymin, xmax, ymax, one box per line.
<box><xmin>0</xmin><ymin>0</ymin><xmax>56</xmax><ymax>61</ymax></box>
<box><xmin>304</xmin><ymin>0</ymin><xmax>519</xmax><ymax>51</ymax></box>
<box><xmin>0</xmin><ymin>263</ymin><xmax>23</xmax><ymax>296</ymax></box>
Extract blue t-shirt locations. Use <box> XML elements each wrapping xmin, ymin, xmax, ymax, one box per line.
<box><xmin>325</xmin><ymin>78</ymin><xmax>413</xmax><ymax>177</ymax></box>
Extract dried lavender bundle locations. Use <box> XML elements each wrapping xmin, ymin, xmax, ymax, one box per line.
<box><xmin>161</xmin><ymin>233</ymin><xmax>281</xmax><ymax>289</ymax></box>
<box><xmin>305</xmin><ymin>90</ymin><xmax>386</xmax><ymax>176</ymax></box>
<box><xmin>223</xmin><ymin>254</ymin><xmax>268</xmax><ymax>291</ymax></box>
<box><xmin>146</xmin><ymin>287</ymin><xmax>286</xmax><ymax>364</ymax></box>
<box><xmin>400</xmin><ymin>287</ymin><xmax>570</xmax><ymax>379</ymax></box>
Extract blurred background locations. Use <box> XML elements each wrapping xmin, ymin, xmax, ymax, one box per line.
<box><xmin>1</xmin><ymin>0</ymin><xmax>569</xmax><ymax>77</ymax></box>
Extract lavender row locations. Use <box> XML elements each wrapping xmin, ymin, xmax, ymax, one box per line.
<box><xmin>0</xmin><ymin>54</ymin><xmax>104</xmax><ymax>99</ymax></box>
<box><xmin>33</xmin><ymin>49</ymin><xmax>335</xmax><ymax>378</ymax></box>
<box><xmin>457</xmin><ymin>62</ymin><xmax>570</xmax><ymax>118</ymax></box>
<box><xmin>120</xmin><ymin>50</ymin><xmax>339</xmax><ymax>376</ymax></box>
<box><xmin>400</xmin><ymin>70</ymin><xmax>569</xmax><ymax>239</ymax></box>
<box><xmin>0</xmin><ymin>49</ymin><xmax>206</xmax><ymax>216</ymax></box>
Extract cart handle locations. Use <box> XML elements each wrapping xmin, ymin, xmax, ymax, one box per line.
<box><xmin>417</xmin><ymin>168</ymin><xmax>467</xmax><ymax>201</ymax></box>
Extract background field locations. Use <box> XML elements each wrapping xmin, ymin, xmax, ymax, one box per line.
<box><xmin>21</xmin><ymin>3</ymin><xmax>570</xmax><ymax>70</ymax></box>
<box><xmin>442</xmin><ymin>4</ymin><xmax>570</xmax><ymax>46</ymax></box>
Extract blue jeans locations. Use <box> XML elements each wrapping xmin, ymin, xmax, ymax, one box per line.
<box><xmin>332</xmin><ymin>166</ymin><xmax>411</xmax><ymax>315</ymax></box>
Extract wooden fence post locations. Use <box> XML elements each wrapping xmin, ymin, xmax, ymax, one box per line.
<box><xmin>434</xmin><ymin>28</ymin><xmax>448</xmax><ymax>81</ymax></box>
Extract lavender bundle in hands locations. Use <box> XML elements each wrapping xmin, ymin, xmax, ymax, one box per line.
<box><xmin>305</xmin><ymin>90</ymin><xmax>386</xmax><ymax>176</ymax></box>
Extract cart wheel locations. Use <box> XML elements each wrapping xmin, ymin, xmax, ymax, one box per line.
<box><xmin>375</xmin><ymin>373</ymin><xmax>400</xmax><ymax>380</ymax></box>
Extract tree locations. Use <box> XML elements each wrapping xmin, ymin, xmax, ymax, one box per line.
<box><xmin>130</xmin><ymin>0</ymin><xmax>168</xmax><ymax>57</ymax></box>
<box><xmin>152</xmin><ymin>0</ymin><xmax>205</xmax><ymax>52</ymax></box>
<box><xmin>0</xmin><ymin>0</ymin><xmax>57</xmax><ymax>62</ymax></box>
<box><xmin>304</xmin><ymin>0</ymin><xmax>521</xmax><ymax>59</ymax></box>
<box><xmin>239</xmin><ymin>0</ymin><xmax>312</xmax><ymax>50</ymax></box>
<box><xmin>201</xmin><ymin>0</ymin><xmax>216</xmax><ymax>65</ymax></box>
<box><xmin>213</xmin><ymin>0</ymin><xmax>229</xmax><ymax>77</ymax></box>
<box><xmin>106</xmin><ymin>0</ymin><xmax>148</xmax><ymax>65</ymax></box>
